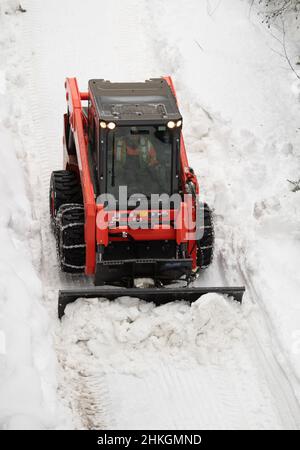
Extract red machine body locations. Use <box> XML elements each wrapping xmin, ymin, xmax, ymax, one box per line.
<box><xmin>52</xmin><ymin>77</ymin><xmax>244</xmax><ymax>318</ymax></box>
<box><xmin>63</xmin><ymin>77</ymin><xmax>199</xmax><ymax>276</ymax></box>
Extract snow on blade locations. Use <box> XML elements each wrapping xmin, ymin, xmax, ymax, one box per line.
<box><xmin>58</xmin><ymin>294</ymin><xmax>297</xmax><ymax>429</ymax></box>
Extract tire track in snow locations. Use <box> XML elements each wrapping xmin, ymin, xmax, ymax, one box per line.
<box><xmin>234</xmin><ymin>254</ymin><xmax>300</xmax><ymax>427</ymax></box>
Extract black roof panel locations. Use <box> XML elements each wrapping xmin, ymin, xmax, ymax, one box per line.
<box><xmin>88</xmin><ymin>78</ymin><xmax>182</xmax><ymax>124</ymax></box>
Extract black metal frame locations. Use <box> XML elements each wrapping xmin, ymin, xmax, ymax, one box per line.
<box><xmin>88</xmin><ymin>78</ymin><xmax>183</xmax><ymax>198</ymax></box>
<box><xmin>99</xmin><ymin>125</ymin><xmax>181</xmax><ymax>200</ymax></box>
<box><xmin>95</xmin><ymin>257</ymin><xmax>193</xmax><ymax>286</ymax></box>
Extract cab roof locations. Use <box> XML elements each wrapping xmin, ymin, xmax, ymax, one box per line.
<box><xmin>88</xmin><ymin>78</ymin><xmax>182</xmax><ymax>125</ymax></box>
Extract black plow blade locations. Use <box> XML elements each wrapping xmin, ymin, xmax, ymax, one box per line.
<box><xmin>58</xmin><ymin>286</ymin><xmax>245</xmax><ymax>319</ymax></box>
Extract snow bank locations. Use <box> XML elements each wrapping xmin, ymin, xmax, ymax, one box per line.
<box><xmin>0</xmin><ymin>0</ymin><xmax>21</xmax><ymax>15</ymax></box>
<box><xmin>0</xmin><ymin>5</ymin><xmax>69</xmax><ymax>429</ymax></box>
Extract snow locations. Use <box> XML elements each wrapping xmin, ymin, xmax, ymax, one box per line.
<box><xmin>148</xmin><ymin>0</ymin><xmax>300</xmax><ymax>381</ymax></box>
<box><xmin>58</xmin><ymin>293</ymin><xmax>299</xmax><ymax>429</ymax></box>
<box><xmin>0</xmin><ymin>1</ymin><xmax>72</xmax><ymax>429</ymax></box>
<box><xmin>1</xmin><ymin>0</ymin><xmax>300</xmax><ymax>429</ymax></box>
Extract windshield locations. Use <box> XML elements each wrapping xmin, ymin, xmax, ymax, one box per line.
<box><xmin>106</xmin><ymin>126</ymin><xmax>173</xmax><ymax>199</ymax></box>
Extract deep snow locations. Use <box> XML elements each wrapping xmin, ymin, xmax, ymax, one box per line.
<box><xmin>0</xmin><ymin>0</ymin><xmax>300</xmax><ymax>429</ymax></box>
<box><xmin>0</xmin><ymin>1</ymin><xmax>71</xmax><ymax>429</ymax></box>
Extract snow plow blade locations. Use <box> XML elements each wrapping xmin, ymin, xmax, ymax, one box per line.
<box><xmin>58</xmin><ymin>286</ymin><xmax>245</xmax><ymax>319</ymax></box>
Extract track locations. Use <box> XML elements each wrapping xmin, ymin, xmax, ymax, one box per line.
<box><xmin>19</xmin><ymin>0</ymin><xmax>300</xmax><ymax>429</ymax></box>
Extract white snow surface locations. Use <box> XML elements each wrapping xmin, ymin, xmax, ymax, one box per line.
<box><xmin>0</xmin><ymin>1</ymin><xmax>71</xmax><ymax>429</ymax></box>
<box><xmin>0</xmin><ymin>0</ymin><xmax>300</xmax><ymax>429</ymax></box>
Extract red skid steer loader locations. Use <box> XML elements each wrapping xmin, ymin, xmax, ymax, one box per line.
<box><xmin>50</xmin><ymin>77</ymin><xmax>244</xmax><ymax>318</ymax></box>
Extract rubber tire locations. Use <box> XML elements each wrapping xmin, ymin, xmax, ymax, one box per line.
<box><xmin>49</xmin><ymin>170</ymin><xmax>83</xmax><ymax>226</ymax></box>
<box><xmin>56</xmin><ymin>204</ymin><xmax>85</xmax><ymax>273</ymax></box>
<box><xmin>197</xmin><ymin>203</ymin><xmax>214</xmax><ymax>269</ymax></box>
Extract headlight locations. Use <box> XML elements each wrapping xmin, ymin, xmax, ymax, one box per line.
<box><xmin>100</xmin><ymin>121</ymin><xmax>107</xmax><ymax>129</ymax></box>
<box><xmin>167</xmin><ymin>121</ymin><xmax>176</xmax><ymax>129</ymax></box>
<box><xmin>107</xmin><ymin>122</ymin><xmax>116</xmax><ymax>130</ymax></box>
<box><xmin>176</xmin><ymin>120</ymin><xmax>182</xmax><ymax>127</ymax></box>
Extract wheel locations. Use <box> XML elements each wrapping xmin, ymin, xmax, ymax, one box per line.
<box><xmin>49</xmin><ymin>170</ymin><xmax>83</xmax><ymax>227</ymax></box>
<box><xmin>197</xmin><ymin>203</ymin><xmax>214</xmax><ymax>269</ymax></box>
<box><xmin>56</xmin><ymin>204</ymin><xmax>85</xmax><ymax>273</ymax></box>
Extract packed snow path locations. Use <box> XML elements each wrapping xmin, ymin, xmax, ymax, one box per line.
<box><xmin>8</xmin><ymin>0</ymin><xmax>300</xmax><ymax>428</ymax></box>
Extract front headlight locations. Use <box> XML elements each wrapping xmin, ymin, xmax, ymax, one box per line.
<box><xmin>107</xmin><ymin>122</ymin><xmax>116</xmax><ymax>130</ymax></box>
<box><xmin>167</xmin><ymin>121</ymin><xmax>176</xmax><ymax>129</ymax></box>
